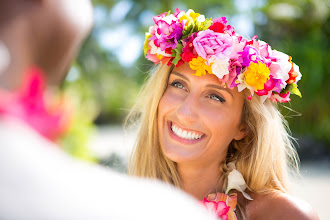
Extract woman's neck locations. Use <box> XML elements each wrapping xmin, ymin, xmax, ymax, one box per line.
<box><xmin>178</xmin><ymin>161</ymin><xmax>224</xmax><ymax>200</ymax></box>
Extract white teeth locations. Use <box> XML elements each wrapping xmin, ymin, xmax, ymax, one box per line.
<box><xmin>177</xmin><ymin>128</ymin><xmax>183</xmax><ymax>137</ymax></box>
<box><xmin>171</xmin><ymin>123</ymin><xmax>203</xmax><ymax>140</ymax></box>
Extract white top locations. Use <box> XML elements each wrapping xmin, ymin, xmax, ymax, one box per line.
<box><xmin>0</xmin><ymin>117</ymin><xmax>216</xmax><ymax>220</ymax></box>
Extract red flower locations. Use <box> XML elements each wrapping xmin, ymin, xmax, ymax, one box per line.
<box><xmin>166</xmin><ymin>57</ymin><xmax>184</xmax><ymax>67</ymax></box>
<box><xmin>175</xmin><ymin>59</ymin><xmax>185</xmax><ymax>67</ymax></box>
<box><xmin>181</xmin><ymin>51</ymin><xmax>197</xmax><ymax>63</ymax></box>
<box><xmin>209</xmin><ymin>17</ymin><xmax>235</xmax><ymax>35</ymax></box>
<box><xmin>286</xmin><ymin>57</ymin><xmax>298</xmax><ymax>84</ymax></box>
<box><xmin>209</xmin><ymin>22</ymin><xmax>226</xmax><ymax>33</ymax></box>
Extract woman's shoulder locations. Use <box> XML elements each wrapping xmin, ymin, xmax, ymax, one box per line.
<box><xmin>246</xmin><ymin>191</ymin><xmax>319</xmax><ymax>220</ymax></box>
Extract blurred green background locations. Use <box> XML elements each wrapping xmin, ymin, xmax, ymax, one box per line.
<box><xmin>60</xmin><ymin>0</ymin><xmax>329</xmax><ymax>161</ymax></box>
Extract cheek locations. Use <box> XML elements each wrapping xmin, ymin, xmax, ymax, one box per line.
<box><xmin>158</xmin><ymin>90</ymin><xmax>183</xmax><ymax>120</ymax></box>
<box><xmin>200</xmin><ymin>105</ymin><xmax>242</xmax><ymax>140</ymax></box>
<box><xmin>158</xmin><ymin>91</ymin><xmax>173</xmax><ymax>129</ymax></box>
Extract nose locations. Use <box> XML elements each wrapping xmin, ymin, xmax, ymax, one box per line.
<box><xmin>176</xmin><ymin>92</ymin><xmax>199</xmax><ymax>123</ymax></box>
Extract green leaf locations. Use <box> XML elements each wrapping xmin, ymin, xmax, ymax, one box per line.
<box><xmin>289</xmin><ymin>83</ymin><xmax>302</xmax><ymax>97</ymax></box>
<box><xmin>182</xmin><ymin>25</ymin><xmax>194</xmax><ymax>39</ymax></box>
<box><xmin>171</xmin><ymin>44</ymin><xmax>183</xmax><ymax>65</ymax></box>
<box><xmin>200</xmin><ymin>18</ymin><xmax>213</xmax><ymax>31</ymax></box>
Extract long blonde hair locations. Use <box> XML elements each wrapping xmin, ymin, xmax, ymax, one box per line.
<box><xmin>126</xmin><ymin>63</ymin><xmax>299</xmax><ymax>194</ymax></box>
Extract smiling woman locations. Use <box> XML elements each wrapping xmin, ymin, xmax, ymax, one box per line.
<box><xmin>158</xmin><ymin>64</ymin><xmax>244</xmax><ymax>166</ymax></box>
<box><xmin>126</xmin><ymin>8</ymin><xmax>318</xmax><ymax>220</ymax></box>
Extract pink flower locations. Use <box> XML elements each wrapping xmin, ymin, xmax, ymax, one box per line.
<box><xmin>270</xmin><ymin>91</ymin><xmax>291</xmax><ymax>103</ymax></box>
<box><xmin>209</xmin><ymin>17</ymin><xmax>235</xmax><ymax>36</ymax></box>
<box><xmin>193</xmin><ymin>29</ymin><xmax>234</xmax><ymax>62</ymax></box>
<box><xmin>201</xmin><ymin>198</ymin><xmax>230</xmax><ymax>220</ymax></box>
<box><xmin>239</xmin><ymin>45</ymin><xmax>264</xmax><ymax>67</ymax></box>
<box><xmin>258</xmin><ymin>41</ymin><xmax>271</xmax><ymax>59</ymax></box>
<box><xmin>150</xmin><ymin>12</ymin><xmax>184</xmax><ymax>52</ymax></box>
<box><xmin>0</xmin><ymin>67</ymin><xmax>72</xmax><ymax>141</ymax></box>
<box><xmin>246</xmin><ymin>35</ymin><xmax>259</xmax><ymax>47</ymax></box>
<box><xmin>146</xmin><ymin>50</ymin><xmax>162</xmax><ymax>64</ymax></box>
<box><xmin>220</xmin><ymin>59</ymin><xmax>241</xmax><ymax>88</ymax></box>
<box><xmin>181</xmin><ymin>33</ymin><xmax>197</xmax><ymax>63</ymax></box>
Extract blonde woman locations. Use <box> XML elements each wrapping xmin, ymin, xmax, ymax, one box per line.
<box><xmin>127</xmin><ymin>9</ymin><xmax>318</xmax><ymax>219</ymax></box>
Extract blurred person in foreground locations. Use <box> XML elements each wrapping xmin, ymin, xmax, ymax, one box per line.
<box><xmin>0</xmin><ymin>1</ymin><xmax>216</xmax><ymax>220</ymax></box>
<box><xmin>127</xmin><ymin>9</ymin><xmax>319</xmax><ymax>219</ymax></box>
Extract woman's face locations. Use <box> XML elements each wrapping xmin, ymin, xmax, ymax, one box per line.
<box><xmin>158</xmin><ymin>63</ymin><xmax>245</xmax><ymax>165</ymax></box>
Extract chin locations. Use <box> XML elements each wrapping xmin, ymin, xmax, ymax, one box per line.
<box><xmin>160</xmin><ymin>140</ymin><xmax>206</xmax><ymax>164</ymax></box>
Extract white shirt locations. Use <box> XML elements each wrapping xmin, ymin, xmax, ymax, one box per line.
<box><xmin>0</xmin><ymin>117</ymin><xmax>216</xmax><ymax>220</ymax></box>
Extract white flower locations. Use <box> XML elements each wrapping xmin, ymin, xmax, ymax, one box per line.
<box><xmin>293</xmin><ymin>63</ymin><xmax>302</xmax><ymax>83</ymax></box>
<box><xmin>163</xmin><ymin>14</ymin><xmax>178</xmax><ymax>25</ymax></box>
<box><xmin>186</xmin><ymin>9</ymin><xmax>195</xmax><ymax>16</ymax></box>
<box><xmin>149</xmin><ymin>40</ymin><xmax>171</xmax><ymax>57</ymax></box>
<box><xmin>269</xmin><ymin>50</ymin><xmax>291</xmax><ymax>82</ymax></box>
<box><xmin>225</xmin><ymin>162</ymin><xmax>253</xmax><ymax>200</ymax></box>
<box><xmin>197</xmin><ymin>15</ymin><xmax>205</xmax><ymax>22</ymax></box>
<box><xmin>210</xmin><ymin>58</ymin><xmax>229</xmax><ymax>79</ymax></box>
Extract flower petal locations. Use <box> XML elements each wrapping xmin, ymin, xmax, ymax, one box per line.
<box><xmin>225</xmin><ymin>162</ymin><xmax>253</xmax><ymax>200</ymax></box>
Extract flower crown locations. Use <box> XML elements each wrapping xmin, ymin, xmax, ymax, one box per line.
<box><xmin>143</xmin><ymin>9</ymin><xmax>302</xmax><ymax>103</ymax></box>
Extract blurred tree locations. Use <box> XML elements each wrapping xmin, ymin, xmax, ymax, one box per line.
<box><xmin>63</xmin><ymin>0</ymin><xmax>329</xmax><ymax>153</ymax></box>
<box><xmin>254</xmin><ymin>0</ymin><xmax>329</xmax><ymax>142</ymax></box>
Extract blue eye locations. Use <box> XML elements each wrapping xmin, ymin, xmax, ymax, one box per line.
<box><xmin>209</xmin><ymin>94</ymin><xmax>226</xmax><ymax>103</ymax></box>
<box><xmin>170</xmin><ymin>81</ymin><xmax>185</xmax><ymax>89</ymax></box>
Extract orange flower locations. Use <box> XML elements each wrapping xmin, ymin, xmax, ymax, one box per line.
<box><xmin>244</xmin><ymin>62</ymin><xmax>270</xmax><ymax>91</ymax></box>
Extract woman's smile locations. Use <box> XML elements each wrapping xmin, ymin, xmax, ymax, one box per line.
<box><xmin>168</xmin><ymin>121</ymin><xmax>206</xmax><ymax>144</ymax></box>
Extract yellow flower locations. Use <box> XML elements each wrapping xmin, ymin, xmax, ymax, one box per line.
<box><xmin>156</xmin><ymin>54</ymin><xmax>163</xmax><ymax>60</ymax></box>
<box><xmin>188</xmin><ymin>11</ymin><xmax>201</xmax><ymax>21</ymax></box>
<box><xmin>143</xmin><ymin>33</ymin><xmax>152</xmax><ymax>56</ymax></box>
<box><xmin>189</xmin><ymin>57</ymin><xmax>213</xmax><ymax>76</ymax></box>
<box><xmin>244</xmin><ymin>62</ymin><xmax>270</xmax><ymax>91</ymax></box>
<box><xmin>179</xmin><ymin>14</ymin><xmax>194</xmax><ymax>27</ymax></box>
<box><xmin>179</xmin><ymin>10</ymin><xmax>201</xmax><ymax>28</ymax></box>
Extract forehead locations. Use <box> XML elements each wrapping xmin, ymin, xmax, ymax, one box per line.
<box><xmin>171</xmin><ymin>63</ymin><xmax>221</xmax><ymax>85</ymax></box>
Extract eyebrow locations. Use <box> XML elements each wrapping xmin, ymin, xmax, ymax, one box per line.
<box><xmin>206</xmin><ymin>84</ymin><xmax>233</xmax><ymax>98</ymax></box>
<box><xmin>171</xmin><ymin>71</ymin><xmax>233</xmax><ymax>98</ymax></box>
<box><xmin>171</xmin><ymin>71</ymin><xmax>189</xmax><ymax>81</ymax></box>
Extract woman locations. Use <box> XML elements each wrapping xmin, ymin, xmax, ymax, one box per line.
<box><xmin>127</xmin><ymin>9</ymin><xmax>318</xmax><ymax>219</ymax></box>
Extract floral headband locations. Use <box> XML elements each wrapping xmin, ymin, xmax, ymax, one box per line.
<box><xmin>143</xmin><ymin>9</ymin><xmax>302</xmax><ymax>103</ymax></box>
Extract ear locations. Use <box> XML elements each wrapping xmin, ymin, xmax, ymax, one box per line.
<box><xmin>234</xmin><ymin>125</ymin><xmax>247</xmax><ymax>141</ymax></box>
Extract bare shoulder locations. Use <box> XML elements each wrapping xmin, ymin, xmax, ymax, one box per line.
<box><xmin>247</xmin><ymin>191</ymin><xmax>319</xmax><ymax>220</ymax></box>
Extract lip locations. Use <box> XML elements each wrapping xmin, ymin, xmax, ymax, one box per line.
<box><xmin>167</xmin><ymin>121</ymin><xmax>206</xmax><ymax>145</ymax></box>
